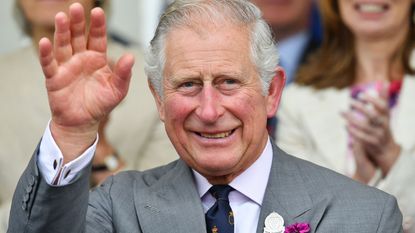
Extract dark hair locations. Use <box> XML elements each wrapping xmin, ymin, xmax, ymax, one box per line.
<box><xmin>295</xmin><ymin>0</ymin><xmax>415</xmax><ymax>89</ymax></box>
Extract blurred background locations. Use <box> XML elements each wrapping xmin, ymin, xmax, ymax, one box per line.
<box><xmin>0</xmin><ymin>0</ymin><xmax>166</xmax><ymax>54</ymax></box>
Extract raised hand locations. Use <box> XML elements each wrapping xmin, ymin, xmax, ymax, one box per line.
<box><xmin>39</xmin><ymin>3</ymin><xmax>134</xmax><ymax>162</ymax></box>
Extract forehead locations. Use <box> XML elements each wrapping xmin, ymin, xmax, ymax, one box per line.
<box><xmin>163</xmin><ymin>23</ymin><xmax>255</xmax><ymax>77</ymax></box>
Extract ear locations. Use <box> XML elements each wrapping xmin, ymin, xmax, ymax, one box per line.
<box><xmin>266</xmin><ymin>66</ymin><xmax>286</xmax><ymax>118</ymax></box>
<box><xmin>148</xmin><ymin>80</ymin><xmax>165</xmax><ymax>122</ymax></box>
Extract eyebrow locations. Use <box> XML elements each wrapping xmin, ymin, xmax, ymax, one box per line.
<box><xmin>167</xmin><ymin>74</ymin><xmax>201</xmax><ymax>86</ymax></box>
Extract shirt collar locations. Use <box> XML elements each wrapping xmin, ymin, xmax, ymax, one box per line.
<box><xmin>192</xmin><ymin>138</ymin><xmax>273</xmax><ymax>206</ymax></box>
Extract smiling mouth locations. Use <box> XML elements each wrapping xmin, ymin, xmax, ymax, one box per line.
<box><xmin>356</xmin><ymin>3</ymin><xmax>388</xmax><ymax>13</ymax></box>
<box><xmin>197</xmin><ymin>129</ymin><xmax>236</xmax><ymax>139</ymax></box>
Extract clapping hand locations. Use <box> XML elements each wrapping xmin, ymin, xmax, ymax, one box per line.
<box><xmin>39</xmin><ymin>3</ymin><xmax>134</xmax><ymax>163</ymax></box>
<box><xmin>343</xmin><ymin>85</ymin><xmax>401</xmax><ymax>181</ymax></box>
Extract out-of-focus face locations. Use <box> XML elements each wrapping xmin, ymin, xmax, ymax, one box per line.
<box><xmin>152</xmin><ymin>23</ymin><xmax>284</xmax><ymax>184</ymax></box>
<box><xmin>339</xmin><ymin>0</ymin><xmax>412</xmax><ymax>39</ymax></box>
<box><xmin>18</xmin><ymin>0</ymin><xmax>95</xmax><ymax>29</ymax></box>
<box><xmin>251</xmin><ymin>0</ymin><xmax>313</xmax><ymax>37</ymax></box>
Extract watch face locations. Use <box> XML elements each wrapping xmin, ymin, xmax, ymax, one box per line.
<box><xmin>104</xmin><ymin>155</ymin><xmax>119</xmax><ymax>171</ymax></box>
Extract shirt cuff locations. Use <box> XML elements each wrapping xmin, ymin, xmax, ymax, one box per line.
<box><xmin>38</xmin><ymin>120</ymin><xmax>98</xmax><ymax>186</ymax></box>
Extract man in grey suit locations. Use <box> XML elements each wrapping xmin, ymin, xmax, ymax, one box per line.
<box><xmin>8</xmin><ymin>0</ymin><xmax>402</xmax><ymax>232</ymax></box>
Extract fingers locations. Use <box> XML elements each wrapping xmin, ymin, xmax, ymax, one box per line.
<box><xmin>112</xmin><ymin>54</ymin><xmax>135</xmax><ymax>96</ymax></box>
<box><xmin>39</xmin><ymin>38</ymin><xmax>58</xmax><ymax>79</ymax></box>
<box><xmin>53</xmin><ymin>3</ymin><xmax>106</xmax><ymax>62</ymax></box>
<box><xmin>346</xmin><ymin>124</ymin><xmax>380</xmax><ymax>146</ymax></box>
<box><xmin>54</xmin><ymin>12</ymin><xmax>72</xmax><ymax>64</ymax></box>
<box><xmin>342</xmin><ymin>110</ymin><xmax>383</xmax><ymax>146</ymax></box>
<box><xmin>350</xmin><ymin>99</ymin><xmax>375</xmax><ymax>121</ymax></box>
<box><xmin>87</xmin><ymin>7</ymin><xmax>107</xmax><ymax>53</ymax></box>
<box><xmin>359</xmin><ymin>91</ymin><xmax>389</xmax><ymax>116</ymax></box>
<box><xmin>69</xmin><ymin>3</ymin><xmax>87</xmax><ymax>53</ymax></box>
<box><xmin>351</xmin><ymin>93</ymin><xmax>390</xmax><ymax>127</ymax></box>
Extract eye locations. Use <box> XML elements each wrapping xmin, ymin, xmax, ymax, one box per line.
<box><xmin>224</xmin><ymin>79</ymin><xmax>237</xmax><ymax>85</ymax></box>
<box><xmin>177</xmin><ymin>80</ymin><xmax>202</xmax><ymax>94</ymax></box>
<box><xmin>182</xmin><ymin>82</ymin><xmax>195</xmax><ymax>88</ymax></box>
<box><xmin>218</xmin><ymin>78</ymin><xmax>241</xmax><ymax>91</ymax></box>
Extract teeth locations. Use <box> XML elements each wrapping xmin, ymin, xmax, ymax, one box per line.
<box><xmin>200</xmin><ymin>131</ymin><xmax>232</xmax><ymax>139</ymax></box>
<box><xmin>358</xmin><ymin>3</ymin><xmax>385</xmax><ymax>13</ymax></box>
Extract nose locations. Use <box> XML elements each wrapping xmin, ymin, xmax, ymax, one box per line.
<box><xmin>195</xmin><ymin>85</ymin><xmax>224</xmax><ymax>124</ymax></box>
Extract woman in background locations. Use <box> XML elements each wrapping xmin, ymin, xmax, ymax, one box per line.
<box><xmin>277</xmin><ymin>0</ymin><xmax>415</xmax><ymax>231</ymax></box>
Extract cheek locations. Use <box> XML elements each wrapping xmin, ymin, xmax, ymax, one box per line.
<box><xmin>227</xmin><ymin>93</ymin><xmax>267</xmax><ymax>123</ymax></box>
<box><xmin>164</xmin><ymin>97</ymin><xmax>195</xmax><ymax>124</ymax></box>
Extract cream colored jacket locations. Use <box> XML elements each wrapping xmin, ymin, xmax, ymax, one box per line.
<box><xmin>0</xmin><ymin>43</ymin><xmax>177</xmax><ymax>231</ymax></box>
<box><xmin>277</xmin><ymin>62</ymin><xmax>415</xmax><ymax>232</ymax></box>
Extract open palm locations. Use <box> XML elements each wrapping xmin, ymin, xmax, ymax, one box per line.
<box><xmin>39</xmin><ymin>4</ymin><xmax>134</xmax><ymax>129</ymax></box>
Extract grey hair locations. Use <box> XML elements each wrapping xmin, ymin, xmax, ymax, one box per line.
<box><xmin>144</xmin><ymin>0</ymin><xmax>279</xmax><ymax>97</ymax></box>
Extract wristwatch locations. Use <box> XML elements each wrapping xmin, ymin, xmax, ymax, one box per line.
<box><xmin>91</xmin><ymin>154</ymin><xmax>120</xmax><ymax>172</ymax></box>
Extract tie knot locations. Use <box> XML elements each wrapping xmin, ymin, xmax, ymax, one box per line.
<box><xmin>209</xmin><ymin>185</ymin><xmax>233</xmax><ymax>201</ymax></box>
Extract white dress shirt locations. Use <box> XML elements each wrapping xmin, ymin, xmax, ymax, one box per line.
<box><xmin>193</xmin><ymin>139</ymin><xmax>273</xmax><ymax>233</ymax></box>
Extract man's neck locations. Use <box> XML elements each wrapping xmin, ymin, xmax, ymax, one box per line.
<box><xmin>193</xmin><ymin>137</ymin><xmax>273</xmax><ymax>204</ymax></box>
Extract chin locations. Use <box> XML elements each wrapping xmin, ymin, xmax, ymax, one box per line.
<box><xmin>195</xmin><ymin>155</ymin><xmax>240</xmax><ymax>174</ymax></box>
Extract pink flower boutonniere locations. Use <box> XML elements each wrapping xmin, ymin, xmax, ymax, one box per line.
<box><xmin>284</xmin><ymin>222</ymin><xmax>310</xmax><ymax>233</ymax></box>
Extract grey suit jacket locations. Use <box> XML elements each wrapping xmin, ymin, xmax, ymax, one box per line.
<box><xmin>8</xmin><ymin>143</ymin><xmax>403</xmax><ymax>233</ymax></box>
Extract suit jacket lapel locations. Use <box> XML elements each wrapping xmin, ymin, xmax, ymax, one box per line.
<box><xmin>133</xmin><ymin>144</ymin><xmax>335</xmax><ymax>233</ymax></box>
<box><xmin>256</xmin><ymin>143</ymin><xmax>332</xmax><ymax>233</ymax></box>
<box><xmin>133</xmin><ymin>160</ymin><xmax>206</xmax><ymax>233</ymax></box>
